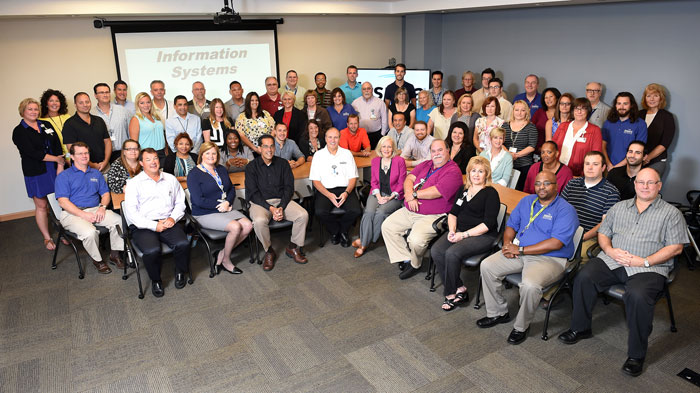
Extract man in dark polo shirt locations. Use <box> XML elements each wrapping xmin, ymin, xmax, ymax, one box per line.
<box><xmin>607</xmin><ymin>140</ymin><xmax>645</xmax><ymax>200</ymax></box>
<box><xmin>62</xmin><ymin>92</ymin><xmax>111</xmax><ymax>172</ymax></box>
<box><xmin>384</xmin><ymin>63</ymin><xmax>416</xmax><ymax>107</ymax></box>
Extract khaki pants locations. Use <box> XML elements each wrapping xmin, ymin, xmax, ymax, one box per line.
<box><xmin>381</xmin><ymin>208</ymin><xmax>442</xmax><ymax>268</ymax></box>
<box><xmin>249</xmin><ymin>199</ymin><xmax>308</xmax><ymax>251</ymax></box>
<box><xmin>60</xmin><ymin>207</ymin><xmax>123</xmax><ymax>261</ymax></box>
<box><xmin>480</xmin><ymin>251</ymin><xmax>566</xmax><ymax>332</ymax></box>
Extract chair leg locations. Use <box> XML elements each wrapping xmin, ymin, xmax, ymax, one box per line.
<box><xmin>474</xmin><ymin>275</ymin><xmax>483</xmax><ymax>309</ymax></box>
<box><xmin>51</xmin><ymin>231</ymin><xmax>61</xmax><ymax>270</ymax></box>
<box><xmin>68</xmin><ymin>240</ymin><xmax>85</xmax><ymax>279</ymax></box>
<box><xmin>427</xmin><ymin>257</ymin><xmax>437</xmax><ymax>292</ymax></box>
<box><xmin>127</xmin><ymin>245</ymin><xmax>144</xmax><ymax>299</ymax></box>
<box><xmin>247</xmin><ymin>233</ymin><xmax>257</xmax><ymax>264</ymax></box>
<box><xmin>319</xmin><ymin>222</ymin><xmax>326</xmax><ymax>248</ymax></box>
<box><xmin>541</xmin><ymin>279</ymin><xmax>569</xmax><ymax>341</ymax></box>
<box><xmin>122</xmin><ymin>250</ymin><xmax>128</xmax><ymax>280</ymax></box>
<box><xmin>199</xmin><ymin>236</ymin><xmax>216</xmax><ymax>278</ymax></box>
<box><xmin>665</xmin><ymin>285</ymin><xmax>678</xmax><ymax>333</ymax></box>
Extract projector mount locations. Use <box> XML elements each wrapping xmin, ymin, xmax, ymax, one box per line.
<box><xmin>214</xmin><ymin>0</ymin><xmax>242</xmax><ymax>24</ymax></box>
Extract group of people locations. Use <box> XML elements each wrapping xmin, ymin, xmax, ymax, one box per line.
<box><xmin>12</xmin><ymin>64</ymin><xmax>684</xmax><ymax>377</ymax></box>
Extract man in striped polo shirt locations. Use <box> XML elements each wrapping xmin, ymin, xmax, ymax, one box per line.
<box><xmin>558</xmin><ymin>168</ymin><xmax>688</xmax><ymax>377</ymax></box>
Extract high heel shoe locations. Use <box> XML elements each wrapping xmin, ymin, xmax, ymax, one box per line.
<box><xmin>217</xmin><ymin>263</ymin><xmax>243</xmax><ymax>275</ymax></box>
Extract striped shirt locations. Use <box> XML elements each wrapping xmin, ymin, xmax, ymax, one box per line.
<box><xmin>598</xmin><ymin>196</ymin><xmax>688</xmax><ymax>277</ymax></box>
<box><xmin>503</xmin><ymin>122</ymin><xmax>538</xmax><ymax>167</ymax></box>
<box><xmin>561</xmin><ymin>178</ymin><xmax>620</xmax><ymax>232</ymax></box>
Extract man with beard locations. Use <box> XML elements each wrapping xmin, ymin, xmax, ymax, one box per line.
<box><xmin>607</xmin><ymin>140</ymin><xmax>645</xmax><ymax>200</ymax></box>
<box><xmin>312</xmin><ymin>72</ymin><xmax>332</xmax><ymax>107</ymax></box>
<box><xmin>188</xmin><ymin>81</ymin><xmax>211</xmax><ymax>119</ymax></box>
<box><xmin>602</xmin><ymin>92</ymin><xmax>647</xmax><ymax>169</ymax></box>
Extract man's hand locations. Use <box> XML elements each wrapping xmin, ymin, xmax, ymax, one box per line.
<box><xmin>97</xmin><ymin>160</ymin><xmax>108</xmax><ymax>172</ymax></box>
<box><xmin>501</xmin><ymin>242</ymin><xmax>519</xmax><ymax>259</ymax></box>
<box><xmin>289</xmin><ymin>160</ymin><xmax>298</xmax><ymax>168</ymax></box>
<box><xmin>406</xmin><ymin>198</ymin><xmax>421</xmax><ymax>212</ymax></box>
<box><xmin>162</xmin><ymin>218</ymin><xmax>175</xmax><ymax>229</ymax></box>
<box><xmin>155</xmin><ymin>220</ymin><xmax>166</xmax><ymax>232</ymax></box>
<box><xmin>608</xmin><ymin>247</ymin><xmax>630</xmax><ymax>264</ymax></box>
<box><xmin>336</xmin><ymin>191</ymin><xmax>348</xmax><ymax>207</ymax></box>
<box><xmin>360</xmin><ymin>149</ymin><xmax>371</xmax><ymax>157</ymax></box>
<box><xmin>270</xmin><ymin>206</ymin><xmax>284</xmax><ymax>221</ymax></box>
<box><xmin>94</xmin><ymin>206</ymin><xmax>106</xmax><ymax>223</ymax></box>
<box><xmin>81</xmin><ymin>210</ymin><xmax>97</xmax><ymax>223</ymax></box>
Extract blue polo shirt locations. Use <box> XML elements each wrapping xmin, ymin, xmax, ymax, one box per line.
<box><xmin>602</xmin><ymin>118</ymin><xmax>648</xmax><ymax>165</ymax></box>
<box><xmin>384</xmin><ymin>81</ymin><xmax>416</xmax><ymax>105</ymax></box>
<box><xmin>327</xmin><ymin>103</ymin><xmax>357</xmax><ymax>130</ymax></box>
<box><xmin>507</xmin><ymin>194</ymin><xmax>579</xmax><ymax>258</ymax></box>
<box><xmin>340</xmin><ymin>82</ymin><xmax>362</xmax><ymax>105</ymax></box>
<box><xmin>54</xmin><ymin>165</ymin><xmax>109</xmax><ymax>208</ymax></box>
<box><xmin>513</xmin><ymin>92</ymin><xmax>542</xmax><ymax>118</ymax></box>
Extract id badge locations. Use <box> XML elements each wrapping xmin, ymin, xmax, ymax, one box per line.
<box><xmin>456</xmin><ymin>198</ymin><xmax>464</xmax><ymax>206</ymax></box>
<box><xmin>509</xmin><ymin>147</ymin><xmax>517</xmax><ymax>153</ymax></box>
<box><xmin>512</xmin><ymin>237</ymin><xmax>520</xmax><ymax>246</ymax></box>
<box><xmin>577</xmin><ymin>137</ymin><xmax>586</xmax><ymax>143</ymax></box>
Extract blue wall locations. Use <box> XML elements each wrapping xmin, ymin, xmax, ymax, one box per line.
<box><xmin>409</xmin><ymin>0</ymin><xmax>700</xmax><ymax>202</ymax></box>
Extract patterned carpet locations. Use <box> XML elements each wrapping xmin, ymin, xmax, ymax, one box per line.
<box><xmin>1</xmin><ymin>217</ymin><xmax>699</xmax><ymax>392</ymax></box>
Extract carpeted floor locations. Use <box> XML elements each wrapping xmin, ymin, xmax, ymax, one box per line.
<box><xmin>1</xmin><ymin>217</ymin><xmax>699</xmax><ymax>392</ymax></box>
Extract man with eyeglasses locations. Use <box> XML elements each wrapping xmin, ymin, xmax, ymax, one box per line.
<box><xmin>352</xmin><ymin>82</ymin><xmax>388</xmax><ymax>149</ymax></box>
<box><xmin>309</xmin><ymin>128</ymin><xmax>361</xmax><ymax>247</ymax></box>
<box><xmin>472</xmin><ymin>67</ymin><xmax>507</xmax><ymax>115</ymax></box>
<box><xmin>513</xmin><ymin>74</ymin><xmax>542</xmax><ymax>118</ymax></box>
<box><xmin>246</xmin><ymin>134</ymin><xmax>309</xmax><ymax>270</ymax></box>
<box><xmin>188</xmin><ymin>81</ymin><xmax>211</xmax><ymax>119</ymax></box>
<box><xmin>455</xmin><ymin>70</ymin><xmax>477</xmax><ymax>101</ymax></box>
<box><xmin>559</xmin><ymin>168</ymin><xmax>687</xmax><ymax>377</ymax></box>
<box><xmin>91</xmin><ymin>83</ymin><xmax>130</xmax><ymax>162</ymax></box>
<box><xmin>607</xmin><ymin>140</ymin><xmax>645</xmax><ymax>200</ymax></box>
<box><xmin>488</xmin><ymin>78</ymin><xmax>512</xmax><ymax>121</ymax></box>
<box><xmin>477</xmin><ymin>171</ymin><xmax>579</xmax><ymax>345</ymax></box>
<box><xmin>260</xmin><ymin>76</ymin><xmax>282</xmax><ymax>115</ymax></box>
<box><xmin>585</xmin><ymin>82</ymin><xmax>611</xmax><ymax>128</ymax></box>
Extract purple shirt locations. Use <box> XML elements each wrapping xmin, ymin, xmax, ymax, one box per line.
<box><xmin>406</xmin><ymin>160</ymin><xmax>463</xmax><ymax>215</ymax></box>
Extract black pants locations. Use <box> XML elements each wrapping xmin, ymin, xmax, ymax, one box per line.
<box><xmin>431</xmin><ymin>232</ymin><xmax>495</xmax><ymax>296</ymax></box>
<box><xmin>570</xmin><ymin>257</ymin><xmax>665</xmax><ymax>359</ymax></box>
<box><xmin>513</xmin><ymin>164</ymin><xmax>531</xmax><ymax>191</ymax></box>
<box><xmin>314</xmin><ymin>187</ymin><xmax>361</xmax><ymax>235</ymax></box>
<box><xmin>130</xmin><ymin>223</ymin><xmax>190</xmax><ymax>282</ymax></box>
<box><xmin>368</xmin><ymin>131</ymin><xmax>382</xmax><ymax>150</ymax></box>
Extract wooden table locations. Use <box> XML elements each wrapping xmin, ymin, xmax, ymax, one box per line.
<box><xmin>493</xmin><ymin>184</ymin><xmax>528</xmax><ymax>214</ymax></box>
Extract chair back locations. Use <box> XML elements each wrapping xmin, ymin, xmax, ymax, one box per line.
<box><xmin>184</xmin><ymin>189</ymin><xmax>193</xmax><ymax>211</ymax></box>
<box><xmin>46</xmin><ymin>193</ymin><xmax>62</xmax><ymax>219</ymax></box>
<box><xmin>120</xmin><ymin>201</ymin><xmax>134</xmax><ymax>228</ymax></box>
<box><xmin>508</xmin><ymin>169</ymin><xmax>520</xmax><ymax>189</ymax></box>
<box><xmin>569</xmin><ymin>226</ymin><xmax>585</xmax><ymax>262</ymax></box>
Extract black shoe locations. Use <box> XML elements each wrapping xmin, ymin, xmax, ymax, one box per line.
<box><xmin>217</xmin><ymin>264</ymin><xmax>243</xmax><ymax>275</ymax></box>
<box><xmin>558</xmin><ymin>329</ymin><xmax>593</xmax><ymax>345</ymax></box>
<box><xmin>175</xmin><ymin>273</ymin><xmax>187</xmax><ymax>289</ymax></box>
<box><xmin>621</xmin><ymin>357</ymin><xmax>644</xmax><ymax>377</ymax></box>
<box><xmin>330</xmin><ymin>233</ymin><xmax>341</xmax><ymax>245</ymax></box>
<box><xmin>399</xmin><ymin>265</ymin><xmax>420</xmax><ymax>280</ymax></box>
<box><xmin>476</xmin><ymin>313</ymin><xmax>511</xmax><ymax>328</ymax></box>
<box><xmin>340</xmin><ymin>232</ymin><xmax>351</xmax><ymax>248</ymax></box>
<box><xmin>398</xmin><ymin>262</ymin><xmax>407</xmax><ymax>271</ymax></box>
<box><xmin>507</xmin><ymin>328</ymin><xmax>528</xmax><ymax>345</ymax></box>
<box><xmin>152</xmin><ymin>281</ymin><xmax>164</xmax><ymax>297</ymax></box>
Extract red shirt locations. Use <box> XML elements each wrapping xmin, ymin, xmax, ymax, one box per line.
<box><xmin>339</xmin><ymin>127</ymin><xmax>370</xmax><ymax>152</ymax></box>
<box><xmin>282</xmin><ymin>111</ymin><xmax>292</xmax><ymax>129</ymax></box>
<box><xmin>259</xmin><ymin>93</ymin><xmax>282</xmax><ymax>115</ymax></box>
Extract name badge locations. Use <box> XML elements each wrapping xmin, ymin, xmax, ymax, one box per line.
<box><xmin>623</xmin><ymin>129</ymin><xmax>634</xmax><ymax>135</ymax></box>
<box><xmin>456</xmin><ymin>198</ymin><xmax>464</xmax><ymax>206</ymax></box>
<box><xmin>577</xmin><ymin>137</ymin><xmax>586</xmax><ymax>143</ymax></box>
<box><xmin>509</xmin><ymin>147</ymin><xmax>518</xmax><ymax>153</ymax></box>
<box><xmin>370</xmin><ymin>109</ymin><xmax>377</xmax><ymax>120</ymax></box>
<box><xmin>543</xmin><ymin>213</ymin><xmax>553</xmax><ymax>220</ymax></box>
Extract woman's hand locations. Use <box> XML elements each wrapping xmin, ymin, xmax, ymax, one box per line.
<box><xmin>216</xmin><ymin>200</ymin><xmax>231</xmax><ymax>212</ymax></box>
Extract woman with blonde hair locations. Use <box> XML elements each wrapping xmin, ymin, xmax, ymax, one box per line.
<box><xmin>352</xmin><ymin>136</ymin><xmax>406</xmax><ymax>258</ymax></box>
<box><xmin>503</xmin><ymin>100</ymin><xmax>538</xmax><ymax>190</ymax></box>
<box><xmin>187</xmin><ymin>142</ymin><xmax>253</xmax><ymax>275</ymax></box>
<box><xmin>430</xmin><ymin>156</ymin><xmax>501</xmax><ymax>311</ymax></box>
<box><xmin>202</xmin><ymin>98</ymin><xmax>234</xmax><ymax>148</ymax></box>
<box><xmin>640</xmin><ymin>83</ymin><xmax>675</xmax><ymax>176</ymax></box>
<box><xmin>415</xmin><ymin>90</ymin><xmax>436</xmax><ymax>123</ymax></box>
<box><xmin>455</xmin><ymin>94</ymin><xmax>481</xmax><ymax>144</ymax></box>
<box><xmin>480</xmin><ymin>127</ymin><xmax>513</xmax><ymax>187</ymax></box>
<box><xmin>129</xmin><ymin>92</ymin><xmax>166</xmax><ymax>160</ymax></box>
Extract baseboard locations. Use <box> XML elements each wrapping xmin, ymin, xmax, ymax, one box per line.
<box><xmin>0</xmin><ymin>210</ymin><xmax>34</xmax><ymax>222</ymax></box>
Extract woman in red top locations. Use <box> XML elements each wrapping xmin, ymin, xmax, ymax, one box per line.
<box><xmin>551</xmin><ymin>97</ymin><xmax>603</xmax><ymax>177</ymax></box>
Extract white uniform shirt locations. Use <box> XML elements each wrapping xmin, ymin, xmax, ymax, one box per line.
<box><xmin>309</xmin><ymin>146</ymin><xmax>358</xmax><ymax>189</ymax></box>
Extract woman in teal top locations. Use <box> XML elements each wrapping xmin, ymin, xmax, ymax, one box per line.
<box><xmin>129</xmin><ymin>92</ymin><xmax>166</xmax><ymax>160</ymax></box>
<box><xmin>415</xmin><ymin>90</ymin><xmax>436</xmax><ymax>123</ymax></box>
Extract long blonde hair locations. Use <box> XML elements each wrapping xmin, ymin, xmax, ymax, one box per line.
<box><xmin>133</xmin><ymin>92</ymin><xmax>161</xmax><ymax>121</ymax></box>
<box><xmin>208</xmin><ymin>98</ymin><xmax>232</xmax><ymax>129</ymax></box>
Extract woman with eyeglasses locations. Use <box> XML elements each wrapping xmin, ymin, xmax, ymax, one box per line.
<box><xmin>551</xmin><ymin>97</ymin><xmax>603</xmax><ymax>177</ymax></box>
<box><xmin>107</xmin><ymin>139</ymin><xmax>141</xmax><ymax>194</ymax></box>
<box><xmin>546</xmin><ymin>93</ymin><xmax>574</xmax><ymax>141</ymax></box>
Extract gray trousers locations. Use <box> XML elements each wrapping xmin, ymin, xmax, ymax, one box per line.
<box><xmin>480</xmin><ymin>251</ymin><xmax>566</xmax><ymax>332</ymax></box>
<box><xmin>359</xmin><ymin>195</ymin><xmax>402</xmax><ymax>247</ymax></box>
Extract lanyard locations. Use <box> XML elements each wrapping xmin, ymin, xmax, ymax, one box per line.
<box><xmin>200</xmin><ymin>164</ymin><xmax>226</xmax><ymax>200</ymax></box>
<box><xmin>415</xmin><ymin>165</ymin><xmax>443</xmax><ymax>190</ymax></box>
<box><xmin>520</xmin><ymin>198</ymin><xmax>549</xmax><ymax>237</ymax></box>
<box><xmin>176</xmin><ymin>116</ymin><xmax>189</xmax><ymax>133</ymax></box>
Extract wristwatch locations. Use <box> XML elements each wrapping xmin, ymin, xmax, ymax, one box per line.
<box><xmin>412</xmin><ymin>191</ymin><xmax>418</xmax><ymax>200</ymax></box>
<box><xmin>643</xmin><ymin>258</ymin><xmax>650</xmax><ymax>268</ymax></box>
<box><xmin>98</xmin><ymin>204</ymin><xmax>106</xmax><ymax>209</ymax></box>
<box><xmin>519</xmin><ymin>246</ymin><xmax>524</xmax><ymax>256</ymax></box>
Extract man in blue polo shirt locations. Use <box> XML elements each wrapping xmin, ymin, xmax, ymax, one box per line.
<box><xmin>512</xmin><ymin>74</ymin><xmax>542</xmax><ymax>118</ymax></box>
<box><xmin>340</xmin><ymin>65</ymin><xmax>362</xmax><ymax>105</ymax></box>
<box><xmin>477</xmin><ymin>171</ymin><xmax>579</xmax><ymax>345</ymax></box>
<box><xmin>383</xmin><ymin>63</ymin><xmax>416</xmax><ymax>107</ymax></box>
<box><xmin>602</xmin><ymin>92</ymin><xmax>647</xmax><ymax>169</ymax></box>
<box><xmin>55</xmin><ymin>142</ymin><xmax>124</xmax><ymax>274</ymax></box>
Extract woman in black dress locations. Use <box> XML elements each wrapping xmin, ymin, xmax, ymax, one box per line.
<box><xmin>12</xmin><ymin>98</ymin><xmax>65</xmax><ymax>250</ymax></box>
<box><xmin>445</xmin><ymin>121</ymin><xmax>476</xmax><ymax>174</ymax></box>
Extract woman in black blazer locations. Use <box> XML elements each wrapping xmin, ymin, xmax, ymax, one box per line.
<box><xmin>298</xmin><ymin>120</ymin><xmax>326</xmax><ymax>161</ymax></box>
<box><xmin>12</xmin><ymin>98</ymin><xmax>65</xmax><ymax>250</ymax></box>
<box><xmin>274</xmin><ymin>91</ymin><xmax>308</xmax><ymax>143</ymax></box>
<box><xmin>640</xmin><ymin>83</ymin><xmax>675</xmax><ymax>176</ymax></box>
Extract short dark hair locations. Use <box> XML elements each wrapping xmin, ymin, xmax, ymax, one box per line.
<box><xmin>314</xmin><ymin>72</ymin><xmax>326</xmax><ymax>79</ymax></box>
<box><xmin>347</xmin><ymin>113</ymin><xmax>360</xmax><ymax>122</ymax></box>
<box><xmin>628</xmin><ymin>140</ymin><xmax>646</xmax><ymax>150</ymax></box>
<box><xmin>541</xmin><ymin>140</ymin><xmax>559</xmax><ymax>151</ymax></box>
<box><xmin>150</xmin><ymin>80</ymin><xmax>164</xmax><ymax>88</ymax></box>
<box><xmin>414</xmin><ymin>120</ymin><xmax>428</xmax><ymax>129</ymax></box>
<box><xmin>113</xmin><ymin>80</ymin><xmax>127</xmax><ymax>89</ymax></box>
<box><xmin>608</xmin><ymin>92</ymin><xmax>640</xmax><ymax>123</ymax></box>
<box><xmin>392</xmin><ymin>111</ymin><xmax>406</xmax><ymax>121</ymax></box>
<box><xmin>229</xmin><ymin>80</ymin><xmax>241</xmax><ymax>89</ymax></box>
<box><xmin>395</xmin><ymin>63</ymin><xmax>406</xmax><ymax>71</ymax></box>
<box><xmin>481</xmin><ymin>68</ymin><xmax>496</xmax><ymax>79</ymax></box>
<box><xmin>93</xmin><ymin>83</ymin><xmax>110</xmax><ymax>94</ymax></box>
<box><xmin>40</xmin><ymin>89</ymin><xmax>68</xmax><ymax>117</ymax></box>
<box><xmin>173</xmin><ymin>95</ymin><xmax>188</xmax><ymax>105</ymax></box>
<box><xmin>431</xmin><ymin>70</ymin><xmax>443</xmax><ymax>78</ymax></box>
<box><xmin>347</xmin><ymin>65</ymin><xmax>358</xmax><ymax>73</ymax></box>
<box><xmin>69</xmin><ymin>141</ymin><xmax>89</xmax><ymax>155</ymax></box>
<box><xmin>223</xmin><ymin>129</ymin><xmax>244</xmax><ymax>154</ymax></box>
<box><xmin>488</xmin><ymin>78</ymin><xmax>503</xmax><ymax>88</ymax></box>
<box><xmin>138</xmin><ymin>147</ymin><xmax>158</xmax><ymax>162</ymax></box>
<box><xmin>584</xmin><ymin>150</ymin><xmax>606</xmax><ymax>164</ymax></box>
<box><xmin>73</xmin><ymin>92</ymin><xmax>89</xmax><ymax>102</ymax></box>
<box><xmin>286</xmin><ymin>69</ymin><xmax>297</xmax><ymax>77</ymax></box>
<box><xmin>258</xmin><ymin>134</ymin><xmax>275</xmax><ymax>146</ymax></box>
<box><xmin>174</xmin><ymin>132</ymin><xmax>193</xmax><ymax>149</ymax></box>
<box><xmin>572</xmin><ymin>97</ymin><xmax>592</xmax><ymax>117</ymax></box>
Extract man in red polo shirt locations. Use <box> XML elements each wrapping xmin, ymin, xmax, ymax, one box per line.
<box><xmin>339</xmin><ymin>114</ymin><xmax>371</xmax><ymax>157</ymax></box>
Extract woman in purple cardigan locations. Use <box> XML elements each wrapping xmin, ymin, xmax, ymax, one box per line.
<box><xmin>352</xmin><ymin>136</ymin><xmax>406</xmax><ymax>257</ymax></box>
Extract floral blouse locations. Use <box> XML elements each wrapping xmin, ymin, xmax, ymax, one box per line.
<box><xmin>475</xmin><ymin>116</ymin><xmax>505</xmax><ymax>151</ymax></box>
<box><xmin>235</xmin><ymin>110</ymin><xmax>275</xmax><ymax>147</ymax></box>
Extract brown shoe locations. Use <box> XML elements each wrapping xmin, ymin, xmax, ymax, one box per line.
<box><xmin>109</xmin><ymin>254</ymin><xmax>125</xmax><ymax>269</ymax></box>
<box><xmin>354</xmin><ymin>246</ymin><xmax>367</xmax><ymax>258</ymax></box>
<box><xmin>93</xmin><ymin>260</ymin><xmax>112</xmax><ymax>274</ymax></box>
<box><xmin>262</xmin><ymin>248</ymin><xmax>276</xmax><ymax>271</ymax></box>
<box><xmin>285</xmin><ymin>245</ymin><xmax>308</xmax><ymax>264</ymax></box>
<box><xmin>352</xmin><ymin>238</ymin><xmax>362</xmax><ymax>248</ymax></box>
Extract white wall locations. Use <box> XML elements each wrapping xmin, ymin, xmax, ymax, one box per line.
<box><xmin>0</xmin><ymin>15</ymin><xmax>401</xmax><ymax>217</ymax></box>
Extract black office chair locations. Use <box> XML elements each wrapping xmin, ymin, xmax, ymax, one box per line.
<box><xmin>677</xmin><ymin>190</ymin><xmax>700</xmax><ymax>270</ymax></box>
<box><xmin>119</xmin><ymin>201</ymin><xmax>193</xmax><ymax>299</ymax></box>
<box><xmin>47</xmin><ymin>193</ymin><xmax>109</xmax><ymax>279</ymax></box>
<box><xmin>308</xmin><ymin>184</ymin><xmax>360</xmax><ymax>248</ymax></box>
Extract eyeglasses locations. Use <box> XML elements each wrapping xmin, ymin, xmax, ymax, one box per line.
<box><xmin>573</xmin><ymin>107</ymin><xmax>587</xmax><ymax>112</ymax></box>
<box><xmin>124</xmin><ymin>148</ymin><xmax>139</xmax><ymax>152</ymax></box>
<box><xmin>585</xmin><ymin>89</ymin><xmax>601</xmax><ymax>93</ymax></box>
<box><xmin>634</xmin><ymin>180</ymin><xmax>661</xmax><ymax>186</ymax></box>
<box><xmin>560</xmin><ymin>102</ymin><xmax>572</xmax><ymax>106</ymax></box>
<box><xmin>488</xmin><ymin>86</ymin><xmax>500</xmax><ymax>90</ymax></box>
<box><xmin>533</xmin><ymin>181</ymin><xmax>554</xmax><ymax>187</ymax></box>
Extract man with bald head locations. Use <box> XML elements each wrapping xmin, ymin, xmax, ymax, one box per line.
<box><xmin>188</xmin><ymin>81</ymin><xmax>211</xmax><ymax>119</ymax></box>
<box><xmin>382</xmin><ymin>139</ymin><xmax>463</xmax><ymax>280</ymax></box>
<box><xmin>478</xmin><ymin>171</ymin><xmax>579</xmax><ymax>345</ymax></box>
<box><xmin>352</xmin><ymin>81</ymin><xmax>388</xmax><ymax>149</ymax></box>
<box><xmin>259</xmin><ymin>76</ymin><xmax>282</xmax><ymax>115</ymax></box>
<box><xmin>559</xmin><ymin>168</ymin><xmax>688</xmax><ymax>377</ymax></box>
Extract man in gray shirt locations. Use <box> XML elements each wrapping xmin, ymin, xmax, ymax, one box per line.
<box><xmin>273</xmin><ymin>123</ymin><xmax>305</xmax><ymax>169</ymax></box>
<box><xmin>386</xmin><ymin>112</ymin><xmax>414</xmax><ymax>154</ymax></box>
<box><xmin>225</xmin><ymin>81</ymin><xmax>245</xmax><ymax>121</ymax></box>
<box><xmin>400</xmin><ymin>121</ymin><xmax>434</xmax><ymax>167</ymax></box>
<box><xmin>558</xmin><ymin>168</ymin><xmax>688</xmax><ymax>377</ymax></box>
<box><xmin>91</xmin><ymin>83</ymin><xmax>130</xmax><ymax>161</ymax></box>
<box><xmin>585</xmin><ymin>81</ymin><xmax>611</xmax><ymax>128</ymax></box>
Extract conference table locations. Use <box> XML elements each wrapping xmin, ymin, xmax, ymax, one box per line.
<box><xmin>111</xmin><ymin>155</ymin><xmax>528</xmax><ymax>213</ymax></box>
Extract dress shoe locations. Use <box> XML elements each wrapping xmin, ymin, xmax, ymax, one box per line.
<box><xmin>93</xmin><ymin>260</ymin><xmax>112</xmax><ymax>274</ymax></box>
<box><xmin>352</xmin><ymin>238</ymin><xmax>362</xmax><ymax>248</ymax></box>
<box><xmin>330</xmin><ymin>233</ymin><xmax>341</xmax><ymax>245</ymax></box>
<box><xmin>109</xmin><ymin>254</ymin><xmax>125</xmax><ymax>269</ymax></box>
<box><xmin>476</xmin><ymin>313</ymin><xmax>511</xmax><ymax>328</ymax></box>
<box><xmin>262</xmin><ymin>248</ymin><xmax>276</xmax><ymax>271</ymax></box>
<box><xmin>285</xmin><ymin>245</ymin><xmax>308</xmax><ymax>264</ymax></box>
<box><xmin>175</xmin><ymin>273</ymin><xmax>187</xmax><ymax>289</ymax></box>
<box><xmin>152</xmin><ymin>281</ymin><xmax>164</xmax><ymax>297</ymax></box>
<box><xmin>399</xmin><ymin>265</ymin><xmax>420</xmax><ymax>280</ymax></box>
<box><xmin>217</xmin><ymin>264</ymin><xmax>243</xmax><ymax>274</ymax></box>
<box><xmin>340</xmin><ymin>232</ymin><xmax>351</xmax><ymax>248</ymax></box>
<box><xmin>354</xmin><ymin>246</ymin><xmax>367</xmax><ymax>258</ymax></box>
<box><xmin>557</xmin><ymin>329</ymin><xmax>593</xmax><ymax>345</ymax></box>
<box><xmin>507</xmin><ymin>328</ymin><xmax>529</xmax><ymax>345</ymax></box>
<box><xmin>621</xmin><ymin>357</ymin><xmax>644</xmax><ymax>377</ymax></box>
